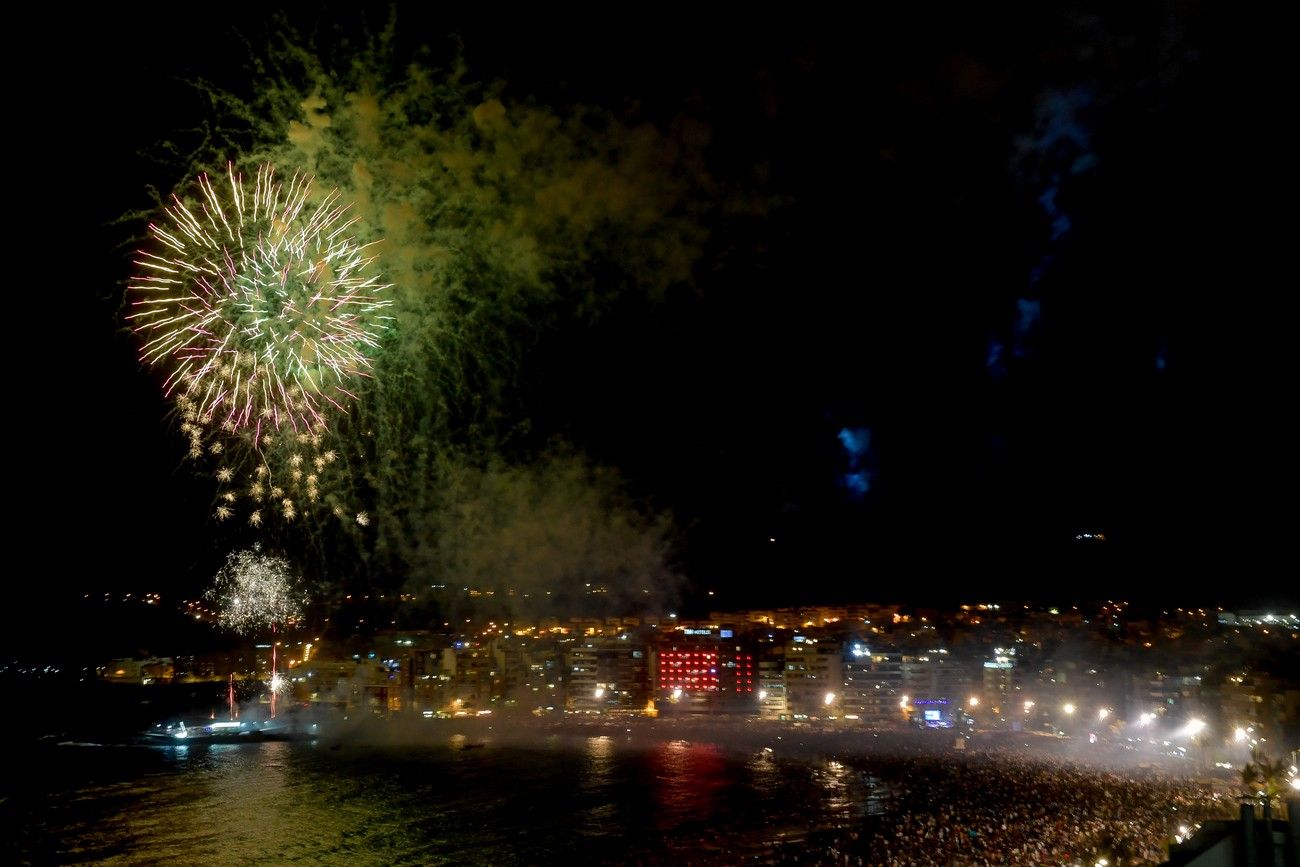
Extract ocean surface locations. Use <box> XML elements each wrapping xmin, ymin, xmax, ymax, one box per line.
<box><xmin>3</xmin><ymin>729</ymin><xmax>881</xmax><ymax>865</ymax></box>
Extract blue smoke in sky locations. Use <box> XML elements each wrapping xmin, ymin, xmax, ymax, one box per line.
<box><xmin>988</xmin><ymin>86</ymin><xmax>1098</xmax><ymax>377</ymax></box>
<box><xmin>1012</xmin><ymin>297</ymin><xmax>1042</xmax><ymax>360</ymax></box>
<box><xmin>1029</xmin><ymin>87</ymin><xmax>1099</xmax><ymax>246</ymax></box>
<box><xmin>986</xmin><ymin>338</ymin><xmax>1007</xmax><ymax>382</ymax></box>
<box><xmin>837</xmin><ymin>427</ymin><xmax>874</xmax><ymax>500</ymax></box>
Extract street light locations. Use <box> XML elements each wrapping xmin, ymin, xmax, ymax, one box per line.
<box><xmin>1098</xmin><ymin>708</ymin><xmax>1110</xmax><ymax>722</ymax></box>
<box><xmin>758</xmin><ymin>690</ymin><xmax>768</xmax><ymax>701</ymax></box>
<box><xmin>1063</xmin><ymin>703</ymin><xmax>1076</xmax><ymax>715</ymax></box>
<box><xmin>968</xmin><ymin>696</ymin><xmax>980</xmax><ymax>708</ymax></box>
<box><xmin>824</xmin><ymin>692</ymin><xmax>836</xmax><ymax>706</ymax></box>
<box><xmin>1023</xmin><ymin>700</ymin><xmax>1035</xmax><ymax>713</ymax></box>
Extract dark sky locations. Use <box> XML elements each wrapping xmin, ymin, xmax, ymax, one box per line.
<box><xmin>17</xmin><ymin>3</ymin><xmax>1291</xmax><ymax>618</ymax></box>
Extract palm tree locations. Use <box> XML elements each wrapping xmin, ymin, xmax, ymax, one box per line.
<box><xmin>1240</xmin><ymin>745</ymin><xmax>1290</xmax><ymax>856</ymax></box>
<box><xmin>1239</xmin><ymin>757</ymin><xmax>1262</xmax><ymax>803</ymax></box>
<box><xmin>1253</xmin><ymin>749</ymin><xmax>1290</xmax><ymax>821</ymax></box>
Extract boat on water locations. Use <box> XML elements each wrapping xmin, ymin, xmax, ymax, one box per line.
<box><xmin>142</xmin><ymin>672</ymin><xmax>331</xmax><ymax>744</ymax></box>
<box><xmin>142</xmin><ymin>711</ymin><xmax>328</xmax><ymax>744</ymax></box>
<box><xmin>142</xmin><ymin>716</ymin><xmax>263</xmax><ymax>744</ymax></box>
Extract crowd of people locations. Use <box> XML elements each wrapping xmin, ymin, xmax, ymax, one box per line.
<box><xmin>741</xmin><ymin>742</ymin><xmax>1228</xmax><ymax>866</ymax></box>
<box><xmin>861</xmin><ymin>753</ymin><xmax>1219</xmax><ymax>864</ymax></box>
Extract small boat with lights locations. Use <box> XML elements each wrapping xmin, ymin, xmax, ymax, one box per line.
<box><xmin>142</xmin><ymin>710</ymin><xmax>326</xmax><ymax>743</ymax></box>
<box><xmin>143</xmin><ymin>716</ymin><xmax>262</xmax><ymax>743</ymax></box>
<box><xmin>142</xmin><ymin>674</ymin><xmax>313</xmax><ymax>743</ymax></box>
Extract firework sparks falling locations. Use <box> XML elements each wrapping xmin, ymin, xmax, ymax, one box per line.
<box><xmin>206</xmin><ymin>545</ymin><xmax>305</xmax><ymax>634</ymax></box>
<box><xmin>129</xmin><ymin>164</ymin><xmax>393</xmax><ymax>439</ymax></box>
<box><xmin>182</xmin><ymin>392</ymin><xmax>357</xmax><ymax>524</ymax></box>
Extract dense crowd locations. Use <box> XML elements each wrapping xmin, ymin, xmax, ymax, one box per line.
<box><xmin>747</xmin><ymin>743</ymin><xmax>1227</xmax><ymax>866</ymax></box>
<box><xmin>862</xmin><ymin>755</ymin><xmax>1217</xmax><ymax>864</ymax></box>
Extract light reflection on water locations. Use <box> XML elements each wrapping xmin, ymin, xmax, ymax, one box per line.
<box><xmin>652</xmin><ymin>738</ymin><xmax>727</xmax><ymax>829</ymax></box>
<box><xmin>579</xmin><ymin>736</ymin><xmax>617</xmax><ymax>834</ymax></box>
<box><xmin>811</xmin><ymin>758</ymin><xmax>857</xmax><ymax>816</ymax></box>
<box><xmin>8</xmin><ymin>735</ymin><xmax>869</xmax><ymax>865</ymax></box>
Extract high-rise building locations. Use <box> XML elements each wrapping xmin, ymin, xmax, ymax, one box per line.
<box><xmin>653</xmin><ymin>627</ymin><xmax>754</xmax><ymax>714</ymax></box>
<box><xmin>982</xmin><ymin>646</ymin><xmax>1021</xmax><ymax>711</ymax></box>
<box><xmin>784</xmin><ymin>635</ymin><xmax>842</xmax><ymax>718</ymax></box>
<box><xmin>841</xmin><ymin>646</ymin><xmax>906</xmax><ymax>726</ymax></box>
<box><xmin>595</xmin><ymin>640</ymin><xmax>651</xmax><ymax>714</ymax></box>
<box><xmin>565</xmin><ymin>643</ymin><xmax>600</xmax><ymax>712</ymax></box>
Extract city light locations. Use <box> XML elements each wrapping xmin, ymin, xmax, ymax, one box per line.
<box><xmin>1234</xmin><ymin>727</ymin><xmax>1247</xmax><ymax>743</ymax></box>
<box><xmin>1136</xmin><ymin>712</ymin><xmax>1155</xmax><ymax>727</ymax></box>
<box><xmin>1097</xmin><ymin>708</ymin><xmax>1110</xmax><ymax>722</ymax></box>
<box><xmin>1179</xmin><ymin>719</ymin><xmax>1206</xmax><ymax>738</ymax></box>
<box><xmin>1023</xmin><ymin>700</ymin><xmax>1035</xmax><ymax>712</ymax></box>
<box><xmin>594</xmin><ymin>687</ymin><xmax>605</xmax><ymax>699</ymax></box>
<box><xmin>899</xmin><ymin>695</ymin><xmax>910</xmax><ymax>708</ymax></box>
<box><xmin>1062</xmin><ymin>703</ymin><xmax>1076</xmax><ymax>715</ymax></box>
<box><xmin>1291</xmin><ymin>778</ymin><xmax>1300</xmax><ymax>792</ymax></box>
<box><xmin>823</xmin><ymin>692</ymin><xmax>836</xmax><ymax>706</ymax></box>
<box><xmin>758</xmin><ymin>690</ymin><xmax>768</xmax><ymax>701</ymax></box>
<box><xmin>967</xmin><ymin>696</ymin><xmax>980</xmax><ymax>708</ymax></box>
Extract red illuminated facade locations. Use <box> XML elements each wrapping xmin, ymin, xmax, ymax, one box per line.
<box><xmin>657</xmin><ymin>647</ymin><xmax>754</xmax><ymax>695</ymax></box>
<box><xmin>720</xmin><ymin>650</ymin><xmax>755</xmax><ymax>694</ymax></box>
<box><xmin>658</xmin><ymin>649</ymin><xmax>719</xmax><ymax>693</ymax></box>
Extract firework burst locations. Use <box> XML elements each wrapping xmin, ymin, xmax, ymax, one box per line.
<box><xmin>266</xmin><ymin>671</ymin><xmax>291</xmax><ymax>697</ymax></box>
<box><xmin>129</xmin><ymin>164</ymin><xmax>392</xmax><ymax>440</ymax></box>
<box><xmin>206</xmin><ymin>545</ymin><xmax>306</xmax><ymax>634</ymax></box>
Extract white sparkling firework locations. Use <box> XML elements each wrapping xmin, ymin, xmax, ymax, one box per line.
<box><xmin>267</xmin><ymin>672</ymin><xmax>290</xmax><ymax>697</ymax></box>
<box><xmin>206</xmin><ymin>545</ymin><xmax>304</xmax><ymax>634</ymax></box>
<box><xmin>128</xmin><ymin>164</ymin><xmax>392</xmax><ymax>439</ymax></box>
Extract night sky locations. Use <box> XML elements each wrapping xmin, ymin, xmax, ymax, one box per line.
<box><xmin>17</xmin><ymin>4</ymin><xmax>1291</xmax><ymax>623</ymax></box>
